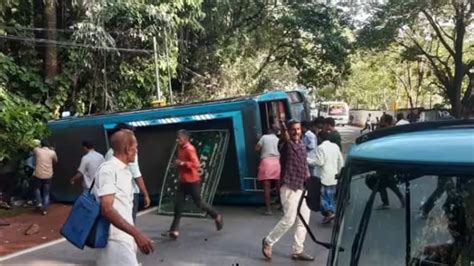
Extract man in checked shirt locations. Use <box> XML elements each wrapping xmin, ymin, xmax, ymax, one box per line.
<box><xmin>261</xmin><ymin>119</ymin><xmax>314</xmax><ymax>261</ymax></box>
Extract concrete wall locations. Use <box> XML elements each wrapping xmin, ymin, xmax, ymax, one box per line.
<box><xmin>349</xmin><ymin>110</ymin><xmax>395</xmax><ymax>127</ymax></box>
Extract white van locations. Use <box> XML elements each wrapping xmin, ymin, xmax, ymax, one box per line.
<box><xmin>317</xmin><ymin>101</ymin><xmax>350</xmax><ymax>126</ymax></box>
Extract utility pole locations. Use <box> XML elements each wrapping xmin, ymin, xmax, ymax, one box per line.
<box><xmin>153</xmin><ymin>36</ymin><xmax>161</xmax><ymax>101</ymax></box>
<box><xmin>164</xmin><ymin>32</ymin><xmax>173</xmax><ymax>104</ymax></box>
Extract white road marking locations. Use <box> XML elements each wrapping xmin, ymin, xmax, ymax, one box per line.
<box><xmin>0</xmin><ymin>207</ymin><xmax>158</xmax><ymax>262</ymax></box>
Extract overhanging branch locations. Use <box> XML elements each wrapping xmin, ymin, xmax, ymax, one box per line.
<box><xmin>411</xmin><ymin>37</ymin><xmax>450</xmax><ymax>89</ymax></box>
<box><xmin>421</xmin><ymin>9</ymin><xmax>456</xmax><ymax>58</ymax></box>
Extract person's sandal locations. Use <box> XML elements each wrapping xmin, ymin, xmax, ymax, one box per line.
<box><xmin>161</xmin><ymin>231</ymin><xmax>179</xmax><ymax>240</ymax></box>
<box><xmin>291</xmin><ymin>252</ymin><xmax>315</xmax><ymax>261</ymax></box>
<box><xmin>262</xmin><ymin>238</ymin><xmax>272</xmax><ymax>260</ymax></box>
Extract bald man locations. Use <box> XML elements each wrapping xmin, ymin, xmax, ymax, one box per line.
<box><xmin>94</xmin><ymin>129</ymin><xmax>154</xmax><ymax>266</ymax></box>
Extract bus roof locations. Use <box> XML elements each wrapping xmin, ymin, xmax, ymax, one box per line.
<box><xmin>48</xmin><ymin>90</ymin><xmax>292</xmax><ymax>128</ymax></box>
<box><xmin>349</xmin><ymin>120</ymin><xmax>474</xmax><ymax>166</ymax></box>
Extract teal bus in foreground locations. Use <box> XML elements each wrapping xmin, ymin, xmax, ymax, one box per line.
<box><xmin>48</xmin><ymin>90</ymin><xmax>310</xmax><ymax>204</ymax></box>
<box><xmin>328</xmin><ymin>119</ymin><xmax>474</xmax><ymax>266</ymax></box>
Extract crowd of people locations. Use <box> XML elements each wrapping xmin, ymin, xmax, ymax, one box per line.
<box><xmin>360</xmin><ymin>112</ymin><xmax>413</xmax><ymax>134</ymax></box>
<box><xmin>24</xmin><ymin>112</ymin><xmax>422</xmax><ymax>264</ymax></box>
<box><xmin>26</xmin><ymin>123</ymin><xmax>226</xmax><ymax>265</ymax></box>
<box><xmin>28</xmin><ymin>117</ymin><xmax>345</xmax><ymax>264</ymax></box>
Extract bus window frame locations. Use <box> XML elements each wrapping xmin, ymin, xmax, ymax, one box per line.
<box><xmin>287</xmin><ymin>91</ymin><xmax>304</xmax><ymax>104</ymax></box>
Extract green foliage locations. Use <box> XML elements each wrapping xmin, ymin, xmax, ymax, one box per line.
<box><xmin>339</xmin><ymin>51</ymin><xmax>397</xmax><ymax>109</ymax></box>
<box><xmin>276</xmin><ymin>4</ymin><xmax>351</xmax><ymax>88</ymax></box>
<box><xmin>0</xmin><ymin>53</ymin><xmax>47</xmax><ymax>102</ymax></box>
<box><xmin>357</xmin><ymin>0</ymin><xmax>473</xmax><ymax>116</ymax></box>
<box><xmin>0</xmin><ymin>86</ymin><xmax>50</xmax><ymax>162</ymax></box>
<box><xmin>178</xmin><ymin>1</ymin><xmax>351</xmax><ymax>101</ymax></box>
<box><xmin>339</xmin><ymin>48</ymin><xmax>439</xmax><ymax>110</ymax></box>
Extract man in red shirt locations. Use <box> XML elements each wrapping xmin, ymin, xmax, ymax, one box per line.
<box><xmin>167</xmin><ymin>130</ymin><xmax>223</xmax><ymax>239</ymax></box>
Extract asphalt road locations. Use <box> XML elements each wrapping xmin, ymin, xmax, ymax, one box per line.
<box><xmin>2</xmin><ymin>126</ymin><xmax>363</xmax><ymax>266</ymax></box>
<box><xmin>2</xmin><ymin>207</ymin><xmax>333</xmax><ymax>266</ymax></box>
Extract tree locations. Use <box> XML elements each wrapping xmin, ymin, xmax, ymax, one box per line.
<box><xmin>358</xmin><ymin>0</ymin><xmax>474</xmax><ymax>117</ymax></box>
<box><xmin>178</xmin><ymin>1</ymin><xmax>351</xmax><ymax>102</ymax></box>
<box><xmin>0</xmin><ymin>85</ymin><xmax>49</xmax><ymax>162</ymax></box>
<box><xmin>254</xmin><ymin>3</ymin><xmax>351</xmax><ymax>89</ymax></box>
<box><xmin>44</xmin><ymin>0</ymin><xmax>58</xmax><ymax>82</ymax></box>
<box><xmin>339</xmin><ymin>51</ymin><xmax>398</xmax><ymax>110</ymax></box>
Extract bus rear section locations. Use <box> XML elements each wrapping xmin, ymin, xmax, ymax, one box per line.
<box><xmin>319</xmin><ymin>102</ymin><xmax>349</xmax><ymax>126</ymax></box>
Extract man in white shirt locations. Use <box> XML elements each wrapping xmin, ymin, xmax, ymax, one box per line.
<box><xmin>360</xmin><ymin>113</ymin><xmax>372</xmax><ymax>134</ymax></box>
<box><xmin>95</xmin><ymin>129</ymin><xmax>154</xmax><ymax>266</ymax></box>
<box><xmin>308</xmin><ymin>131</ymin><xmax>344</xmax><ymax>224</ymax></box>
<box><xmin>395</xmin><ymin>113</ymin><xmax>410</xmax><ymax>126</ymax></box>
<box><xmin>70</xmin><ymin>141</ymin><xmax>104</xmax><ymax>191</ymax></box>
<box><xmin>105</xmin><ymin>123</ymin><xmax>150</xmax><ymax>222</ymax></box>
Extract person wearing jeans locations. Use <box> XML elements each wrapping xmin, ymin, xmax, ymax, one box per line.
<box><xmin>32</xmin><ymin>140</ymin><xmax>58</xmax><ymax>215</ymax></box>
<box><xmin>169</xmin><ymin>182</ymin><xmax>219</xmax><ymax>233</ymax></box>
<box><xmin>307</xmin><ymin>131</ymin><xmax>344</xmax><ymax>224</ymax></box>
<box><xmin>262</xmin><ymin>120</ymin><xmax>314</xmax><ymax>262</ymax></box>
<box><xmin>33</xmin><ymin>178</ymin><xmax>52</xmax><ymax>213</ymax></box>
<box><xmin>166</xmin><ymin>129</ymin><xmax>223</xmax><ymax>239</ymax></box>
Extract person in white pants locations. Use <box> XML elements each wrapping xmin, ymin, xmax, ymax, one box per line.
<box><xmin>261</xmin><ymin>120</ymin><xmax>314</xmax><ymax>261</ymax></box>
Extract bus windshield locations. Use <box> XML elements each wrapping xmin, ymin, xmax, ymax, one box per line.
<box><xmin>331</xmin><ymin>164</ymin><xmax>474</xmax><ymax>266</ymax></box>
<box><xmin>329</xmin><ymin>103</ymin><xmax>347</xmax><ymax>116</ymax></box>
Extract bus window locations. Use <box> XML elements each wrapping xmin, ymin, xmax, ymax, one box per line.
<box><xmin>287</xmin><ymin>91</ymin><xmax>303</xmax><ymax>103</ymax></box>
<box><xmin>259</xmin><ymin>100</ymin><xmax>287</xmax><ymax>134</ymax></box>
<box><xmin>319</xmin><ymin>104</ymin><xmax>329</xmax><ymax>115</ymax></box>
<box><xmin>329</xmin><ymin>104</ymin><xmax>348</xmax><ymax>116</ymax></box>
<box><xmin>319</xmin><ymin>102</ymin><xmax>349</xmax><ymax>126</ymax></box>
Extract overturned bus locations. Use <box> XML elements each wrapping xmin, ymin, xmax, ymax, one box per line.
<box><xmin>328</xmin><ymin>119</ymin><xmax>474</xmax><ymax>266</ymax></box>
<box><xmin>47</xmin><ymin>90</ymin><xmax>311</xmax><ymax>205</ymax></box>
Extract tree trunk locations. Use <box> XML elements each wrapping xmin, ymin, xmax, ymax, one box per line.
<box><xmin>33</xmin><ymin>0</ymin><xmax>45</xmax><ymax>73</ymax></box>
<box><xmin>450</xmin><ymin>4</ymin><xmax>466</xmax><ymax>118</ymax></box>
<box><xmin>44</xmin><ymin>0</ymin><xmax>58</xmax><ymax>83</ymax></box>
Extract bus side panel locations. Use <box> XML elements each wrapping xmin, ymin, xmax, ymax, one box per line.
<box><xmin>132</xmin><ymin>125</ymin><xmax>177</xmax><ymax>199</ymax></box>
<box><xmin>132</xmin><ymin>119</ymin><xmax>242</xmax><ymax>200</ymax></box>
<box><xmin>49</xmin><ymin>126</ymin><xmax>108</xmax><ymax>202</ymax></box>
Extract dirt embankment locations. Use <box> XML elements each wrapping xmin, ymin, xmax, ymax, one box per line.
<box><xmin>0</xmin><ymin>203</ymin><xmax>71</xmax><ymax>256</ymax></box>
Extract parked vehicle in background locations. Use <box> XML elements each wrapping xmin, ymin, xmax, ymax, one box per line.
<box><xmin>418</xmin><ymin>109</ymin><xmax>454</xmax><ymax>122</ymax></box>
<box><xmin>317</xmin><ymin>101</ymin><xmax>349</xmax><ymax>126</ymax></box>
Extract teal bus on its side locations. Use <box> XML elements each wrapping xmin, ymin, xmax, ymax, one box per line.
<box><xmin>48</xmin><ymin>90</ymin><xmax>311</xmax><ymax>204</ymax></box>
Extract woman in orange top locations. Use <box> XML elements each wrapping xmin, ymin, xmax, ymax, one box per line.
<box><xmin>167</xmin><ymin>130</ymin><xmax>223</xmax><ymax>239</ymax></box>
